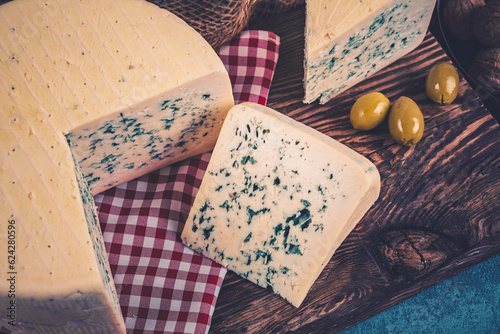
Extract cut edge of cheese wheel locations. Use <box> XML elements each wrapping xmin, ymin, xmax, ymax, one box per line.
<box><xmin>303</xmin><ymin>0</ymin><xmax>437</xmax><ymax>104</ymax></box>
<box><xmin>0</xmin><ymin>0</ymin><xmax>233</xmax><ymax>331</ymax></box>
<box><xmin>181</xmin><ymin>102</ymin><xmax>380</xmax><ymax>307</ymax></box>
<box><xmin>69</xmin><ymin>70</ymin><xmax>234</xmax><ymax>195</ymax></box>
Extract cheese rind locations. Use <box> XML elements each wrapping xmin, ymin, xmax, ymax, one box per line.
<box><xmin>0</xmin><ymin>0</ymin><xmax>233</xmax><ymax>331</ymax></box>
<box><xmin>0</xmin><ymin>151</ymin><xmax>124</xmax><ymax>332</ymax></box>
<box><xmin>181</xmin><ymin>102</ymin><xmax>380</xmax><ymax>307</ymax></box>
<box><xmin>304</xmin><ymin>0</ymin><xmax>436</xmax><ymax>104</ymax></box>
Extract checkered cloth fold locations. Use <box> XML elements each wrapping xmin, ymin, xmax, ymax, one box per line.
<box><xmin>95</xmin><ymin>30</ymin><xmax>280</xmax><ymax>334</ymax></box>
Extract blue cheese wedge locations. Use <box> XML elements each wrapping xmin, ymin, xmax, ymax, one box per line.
<box><xmin>181</xmin><ymin>102</ymin><xmax>380</xmax><ymax>307</ymax></box>
<box><xmin>304</xmin><ymin>0</ymin><xmax>436</xmax><ymax>104</ymax></box>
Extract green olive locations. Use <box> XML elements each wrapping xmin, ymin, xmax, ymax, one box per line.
<box><xmin>425</xmin><ymin>62</ymin><xmax>459</xmax><ymax>105</ymax></box>
<box><xmin>388</xmin><ymin>96</ymin><xmax>425</xmax><ymax>146</ymax></box>
<box><xmin>350</xmin><ymin>92</ymin><xmax>391</xmax><ymax>130</ymax></box>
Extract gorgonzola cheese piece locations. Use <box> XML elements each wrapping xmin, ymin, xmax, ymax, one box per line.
<box><xmin>304</xmin><ymin>0</ymin><xmax>436</xmax><ymax>104</ymax></box>
<box><xmin>182</xmin><ymin>103</ymin><xmax>380</xmax><ymax>307</ymax></box>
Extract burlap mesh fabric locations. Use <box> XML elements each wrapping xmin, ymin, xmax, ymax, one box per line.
<box><xmin>149</xmin><ymin>0</ymin><xmax>304</xmax><ymax>48</ymax></box>
<box><xmin>149</xmin><ymin>0</ymin><xmax>258</xmax><ymax>48</ymax></box>
<box><xmin>254</xmin><ymin>0</ymin><xmax>304</xmax><ymax>16</ymax></box>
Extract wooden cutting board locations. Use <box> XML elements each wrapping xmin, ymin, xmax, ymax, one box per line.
<box><xmin>209</xmin><ymin>6</ymin><xmax>500</xmax><ymax>333</ymax></box>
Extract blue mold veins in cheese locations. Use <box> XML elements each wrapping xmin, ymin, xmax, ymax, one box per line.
<box><xmin>304</xmin><ymin>0</ymin><xmax>437</xmax><ymax>104</ymax></box>
<box><xmin>67</xmin><ymin>92</ymin><xmax>225</xmax><ymax>193</ymax></box>
<box><xmin>182</xmin><ymin>103</ymin><xmax>380</xmax><ymax>307</ymax></box>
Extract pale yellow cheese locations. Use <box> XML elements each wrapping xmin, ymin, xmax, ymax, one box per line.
<box><xmin>182</xmin><ymin>103</ymin><xmax>380</xmax><ymax>307</ymax></box>
<box><xmin>304</xmin><ymin>0</ymin><xmax>436</xmax><ymax>104</ymax></box>
<box><xmin>0</xmin><ymin>0</ymin><xmax>233</xmax><ymax>331</ymax></box>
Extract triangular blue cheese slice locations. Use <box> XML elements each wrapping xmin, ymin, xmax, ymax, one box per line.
<box><xmin>304</xmin><ymin>0</ymin><xmax>437</xmax><ymax>104</ymax></box>
<box><xmin>182</xmin><ymin>102</ymin><xmax>380</xmax><ymax>307</ymax></box>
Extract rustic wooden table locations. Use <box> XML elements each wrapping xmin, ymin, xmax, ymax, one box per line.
<box><xmin>209</xmin><ymin>5</ymin><xmax>500</xmax><ymax>333</ymax></box>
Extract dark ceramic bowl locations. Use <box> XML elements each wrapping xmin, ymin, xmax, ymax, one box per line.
<box><xmin>436</xmin><ymin>0</ymin><xmax>500</xmax><ymax>121</ymax></box>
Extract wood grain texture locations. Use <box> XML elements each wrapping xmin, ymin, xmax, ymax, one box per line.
<box><xmin>210</xmin><ymin>6</ymin><xmax>500</xmax><ymax>333</ymax></box>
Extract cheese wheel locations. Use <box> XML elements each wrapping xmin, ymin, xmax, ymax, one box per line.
<box><xmin>0</xmin><ymin>0</ymin><xmax>233</xmax><ymax>331</ymax></box>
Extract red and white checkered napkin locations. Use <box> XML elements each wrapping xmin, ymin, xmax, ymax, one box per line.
<box><xmin>94</xmin><ymin>30</ymin><xmax>280</xmax><ymax>334</ymax></box>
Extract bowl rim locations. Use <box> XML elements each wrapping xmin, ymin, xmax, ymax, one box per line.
<box><xmin>436</xmin><ymin>0</ymin><xmax>500</xmax><ymax>107</ymax></box>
